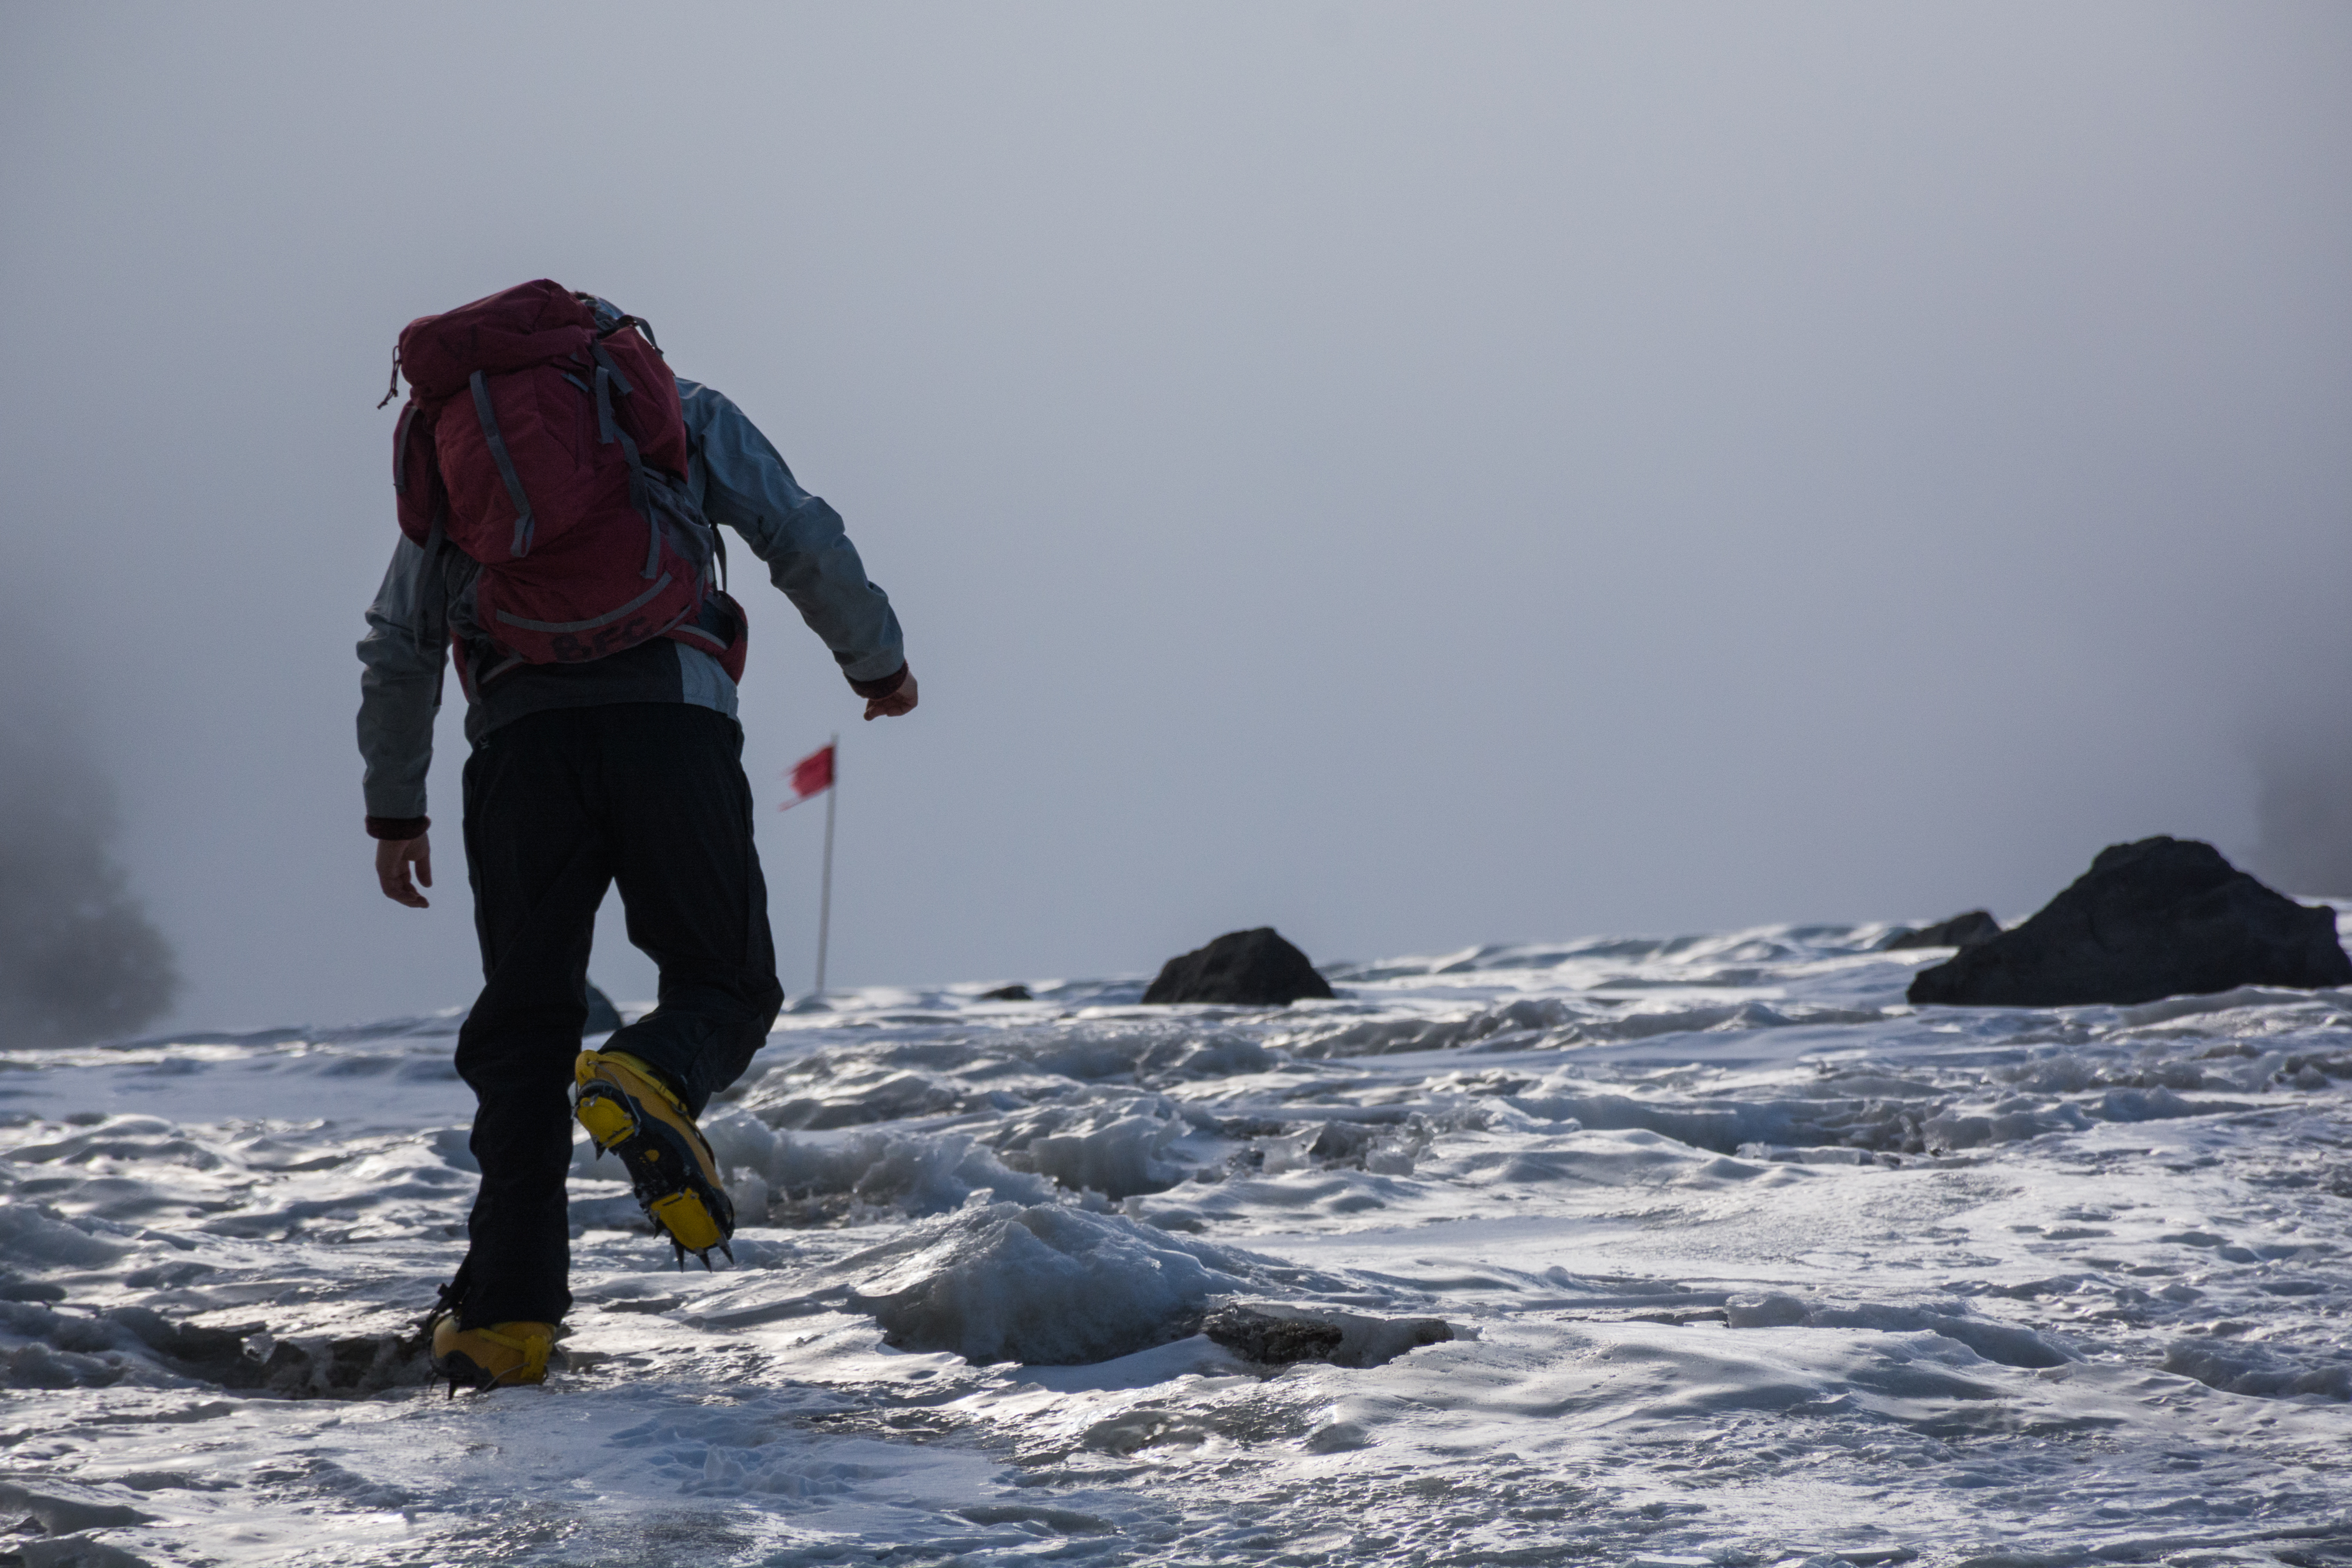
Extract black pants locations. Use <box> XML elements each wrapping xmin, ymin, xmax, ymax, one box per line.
<box><xmin>447</xmin><ymin>703</ymin><xmax>784</xmax><ymax>1327</ymax></box>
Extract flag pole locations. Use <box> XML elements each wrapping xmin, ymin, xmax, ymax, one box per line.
<box><xmin>814</xmin><ymin>733</ymin><xmax>838</xmax><ymax>995</ymax></box>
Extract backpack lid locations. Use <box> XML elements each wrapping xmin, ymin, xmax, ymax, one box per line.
<box><xmin>396</xmin><ymin>279</ymin><xmax>595</xmax><ymax>401</ymax></box>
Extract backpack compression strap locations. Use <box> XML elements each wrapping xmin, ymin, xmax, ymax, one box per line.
<box><xmin>469</xmin><ymin>370</ymin><xmax>536</xmax><ymax>559</ymax></box>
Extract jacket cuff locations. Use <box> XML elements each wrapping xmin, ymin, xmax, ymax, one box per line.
<box><xmin>366</xmin><ymin>815</ymin><xmax>431</xmax><ymax>841</ymax></box>
<box><xmin>848</xmin><ymin>662</ymin><xmax>909</xmax><ymax>700</ymax></box>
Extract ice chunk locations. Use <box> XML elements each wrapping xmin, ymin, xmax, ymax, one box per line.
<box><xmin>700</xmin><ymin>1110</ymin><xmax>1055</xmax><ymax>1218</ymax></box>
<box><xmin>2091</xmin><ymin>1086</ymin><xmax>2235</xmax><ymax>1122</ymax></box>
<box><xmin>1726</xmin><ymin>1293</ymin><xmax>1810</xmax><ymax>1328</ymax></box>
<box><xmin>840</xmin><ymin>1202</ymin><xmax>1294</xmax><ymax>1365</ymax></box>
<box><xmin>0</xmin><ymin>1480</ymin><xmax>152</xmax><ymax>1535</ymax></box>
<box><xmin>1</xmin><ymin>1300</ymin><xmax>186</xmax><ymax>1390</ymax></box>
<box><xmin>1156</xmin><ymin>1035</ymin><xmax>1272</xmax><ymax>1077</ymax></box>
<box><xmin>2163</xmin><ymin>1336</ymin><xmax>2351</xmax><ymax>1400</ymax></box>
<box><xmin>1822</xmin><ymin>1305</ymin><xmax>2074</xmax><ymax>1369</ymax></box>
<box><xmin>1921</xmin><ymin>1102</ymin><xmax>2090</xmax><ymax>1149</ymax></box>
<box><xmin>0</xmin><ymin>1203</ymin><xmax>125</xmax><ymax>1267</ymax></box>
<box><xmin>989</xmin><ymin>1094</ymin><xmax>1185</xmax><ymax>1198</ymax></box>
<box><xmin>1303</xmin><ymin>1420</ymin><xmax>1371</xmax><ymax>1452</ymax></box>
<box><xmin>725</xmin><ymin>1168</ymin><xmax>770</xmax><ymax>1223</ymax></box>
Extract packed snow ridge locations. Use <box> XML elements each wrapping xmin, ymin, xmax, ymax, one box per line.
<box><xmin>2</xmin><ymin>919</ymin><xmax>2349</xmax><ymax>1566</ymax></box>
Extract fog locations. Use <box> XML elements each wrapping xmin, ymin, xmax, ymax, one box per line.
<box><xmin>2</xmin><ymin>4</ymin><xmax>2348</xmax><ymax>1033</ymax></box>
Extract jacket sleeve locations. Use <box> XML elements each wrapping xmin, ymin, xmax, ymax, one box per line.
<box><xmin>356</xmin><ymin>538</ymin><xmax>446</xmax><ymax>824</ymax></box>
<box><xmin>677</xmin><ymin>380</ymin><xmax>907</xmax><ymax>687</ymax></box>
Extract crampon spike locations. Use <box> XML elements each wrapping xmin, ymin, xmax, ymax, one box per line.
<box><xmin>698</xmin><ymin>1249</ymin><xmax>714</xmax><ymax>1273</ymax></box>
<box><xmin>719</xmin><ymin>1241</ymin><xmax>736</xmax><ymax>1266</ymax></box>
<box><xmin>672</xmin><ymin>1241</ymin><xmax>686</xmax><ymax>1272</ymax></box>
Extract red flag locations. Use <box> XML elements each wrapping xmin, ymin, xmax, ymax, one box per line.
<box><xmin>779</xmin><ymin>743</ymin><xmax>836</xmax><ymax>810</ymax></box>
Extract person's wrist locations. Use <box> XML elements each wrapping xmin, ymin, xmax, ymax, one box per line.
<box><xmin>848</xmin><ymin>663</ymin><xmax>909</xmax><ymax>700</ymax></box>
<box><xmin>366</xmin><ymin>815</ymin><xmax>430</xmax><ymax>840</ymax></box>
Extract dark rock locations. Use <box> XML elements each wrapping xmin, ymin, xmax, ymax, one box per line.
<box><xmin>1142</xmin><ymin>928</ymin><xmax>1335</xmax><ymax>1007</ymax></box>
<box><xmin>978</xmin><ymin>984</ymin><xmax>1033</xmax><ymax>1002</ymax></box>
<box><xmin>93</xmin><ymin>1305</ymin><xmax>435</xmax><ymax>1398</ymax></box>
<box><xmin>1305</xmin><ymin>1122</ymin><xmax>1376</xmax><ymax>1164</ymax></box>
<box><xmin>1882</xmin><ymin>912</ymin><xmax>1995</xmax><ymax>952</ymax></box>
<box><xmin>258</xmin><ymin>1331</ymin><xmax>437</xmax><ymax>1398</ymax></box>
<box><xmin>1217</xmin><ymin>1116</ymin><xmax>1291</xmax><ymax>1139</ymax></box>
<box><xmin>1908</xmin><ymin>837</ymin><xmax>2352</xmax><ymax>1008</ymax></box>
<box><xmin>101</xmin><ymin>1306</ymin><xmax>268</xmax><ymax>1389</ymax></box>
<box><xmin>1882</xmin><ymin>911</ymin><xmax>2002</xmax><ymax>951</ymax></box>
<box><xmin>1203</xmin><ymin>1305</ymin><xmax>1342</xmax><ymax>1364</ymax></box>
<box><xmin>582</xmin><ymin>984</ymin><xmax>623</xmax><ymax>1035</ymax></box>
<box><xmin>1202</xmin><ymin>1302</ymin><xmax>1454</xmax><ymax>1368</ymax></box>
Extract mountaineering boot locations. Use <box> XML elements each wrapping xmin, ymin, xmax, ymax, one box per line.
<box><xmin>573</xmin><ymin>1049</ymin><xmax>736</xmax><ymax>1270</ymax></box>
<box><xmin>430</xmin><ymin>1316</ymin><xmax>555</xmax><ymax>1394</ymax></box>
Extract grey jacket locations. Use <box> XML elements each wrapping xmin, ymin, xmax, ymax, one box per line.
<box><xmin>357</xmin><ymin>378</ymin><xmax>904</xmax><ymax>821</ymax></box>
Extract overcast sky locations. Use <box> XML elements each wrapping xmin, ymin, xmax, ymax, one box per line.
<box><xmin>4</xmin><ymin>2</ymin><xmax>2350</xmax><ymax>1032</ymax></box>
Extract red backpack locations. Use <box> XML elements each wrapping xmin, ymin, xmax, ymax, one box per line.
<box><xmin>386</xmin><ymin>279</ymin><xmax>746</xmax><ymax>681</ymax></box>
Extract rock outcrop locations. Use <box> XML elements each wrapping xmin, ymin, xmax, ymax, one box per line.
<box><xmin>1882</xmin><ymin>910</ymin><xmax>2002</xmax><ymax>951</ymax></box>
<box><xmin>1908</xmin><ymin>837</ymin><xmax>2352</xmax><ymax>1007</ymax></box>
<box><xmin>1142</xmin><ymin>928</ymin><xmax>1335</xmax><ymax>1007</ymax></box>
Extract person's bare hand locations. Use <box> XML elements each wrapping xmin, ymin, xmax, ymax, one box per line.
<box><xmin>376</xmin><ymin>834</ymin><xmax>432</xmax><ymax>908</ymax></box>
<box><xmin>864</xmin><ymin>671</ymin><xmax>918</xmax><ymax>721</ymax></box>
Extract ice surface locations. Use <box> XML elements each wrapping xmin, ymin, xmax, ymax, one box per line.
<box><xmin>2</xmin><ymin>920</ymin><xmax>2350</xmax><ymax>1564</ymax></box>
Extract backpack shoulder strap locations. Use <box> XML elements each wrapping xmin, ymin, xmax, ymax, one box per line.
<box><xmin>589</xmin><ymin>342</ymin><xmax>663</xmax><ymax>581</ymax></box>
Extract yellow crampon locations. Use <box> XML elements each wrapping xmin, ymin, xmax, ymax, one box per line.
<box><xmin>573</xmin><ymin>1049</ymin><xmax>736</xmax><ymax>1271</ymax></box>
<box><xmin>430</xmin><ymin>1316</ymin><xmax>554</xmax><ymax>1395</ymax></box>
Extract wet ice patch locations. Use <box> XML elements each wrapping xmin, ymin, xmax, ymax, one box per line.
<box><xmin>1723</xmin><ymin>1293</ymin><xmax>2077</xmax><ymax>1368</ymax></box>
<box><xmin>1272</xmin><ymin>995</ymin><xmax>1895</xmax><ymax>1060</ymax></box>
<box><xmin>1506</xmin><ymin>1083</ymin><xmax>1930</xmax><ymax>1155</ymax></box>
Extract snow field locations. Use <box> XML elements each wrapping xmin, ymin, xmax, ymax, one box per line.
<box><xmin>1</xmin><ymin>921</ymin><xmax>2348</xmax><ymax>1564</ymax></box>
